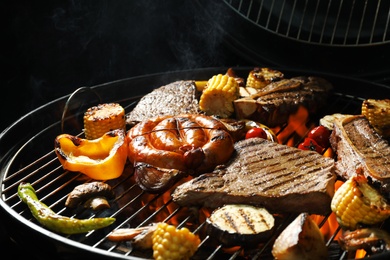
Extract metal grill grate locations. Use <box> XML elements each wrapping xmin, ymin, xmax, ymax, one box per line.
<box><xmin>1</xmin><ymin>68</ymin><xmax>390</xmax><ymax>259</ymax></box>
<box><xmin>224</xmin><ymin>0</ymin><xmax>390</xmax><ymax>46</ymax></box>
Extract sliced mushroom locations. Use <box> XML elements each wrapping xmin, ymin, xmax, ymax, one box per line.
<box><xmin>65</xmin><ymin>181</ymin><xmax>115</xmax><ymax>210</ymax></box>
<box><xmin>107</xmin><ymin>223</ymin><xmax>157</xmax><ymax>249</ymax></box>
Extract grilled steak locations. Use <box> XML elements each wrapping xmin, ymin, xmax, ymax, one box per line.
<box><xmin>234</xmin><ymin>76</ymin><xmax>333</xmax><ymax>127</ymax></box>
<box><xmin>126</xmin><ymin>80</ymin><xmax>201</xmax><ymax>125</ymax></box>
<box><xmin>329</xmin><ymin>115</ymin><xmax>390</xmax><ymax>198</ymax></box>
<box><xmin>171</xmin><ymin>137</ymin><xmax>336</xmax><ymax>215</ymax></box>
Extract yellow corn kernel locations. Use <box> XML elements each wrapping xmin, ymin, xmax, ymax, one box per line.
<box><xmin>199</xmin><ymin>74</ymin><xmax>239</xmax><ymax>118</ymax></box>
<box><xmin>152</xmin><ymin>222</ymin><xmax>200</xmax><ymax>260</ymax></box>
<box><xmin>83</xmin><ymin>103</ymin><xmax>126</xmax><ymax>140</ymax></box>
<box><xmin>194</xmin><ymin>80</ymin><xmax>208</xmax><ymax>91</ymax></box>
<box><xmin>361</xmin><ymin>99</ymin><xmax>390</xmax><ymax>138</ymax></box>
<box><xmin>246</xmin><ymin>67</ymin><xmax>284</xmax><ymax>89</ymax></box>
<box><xmin>331</xmin><ymin>175</ymin><xmax>390</xmax><ymax>230</ymax></box>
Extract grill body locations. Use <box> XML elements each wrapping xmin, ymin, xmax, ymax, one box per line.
<box><xmin>1</xmin><ymin>67</ymin><xmax>390</xmax><ymax>259</ymax></box>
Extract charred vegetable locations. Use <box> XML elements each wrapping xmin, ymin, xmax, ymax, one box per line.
<box><xmin>65</xmin><ymin>181</ymin><xmax>115</xmax><ymax>210</ymax></box>
<box><xmin>18</xmin><ymin>182</ymin><xmax>115</xmax><ymax>234</ymax></box>
<box><xmin>199</xmin><ymin>73</ymin><xmax>240</xmax><ymax>118</ymax></box>
<box><xmin>362</xmin><ymin>99</ymin><xmax>390</xmax><ymax>138</ymax></box>
<box><xmin>246</xmin><ymin>67</ymin><xmax>284</xmax><ymax>89</ymax></box>
<box><xmin>243</xmin><ymin>120</ymin><xmax>278</xmax><ymax>142</ymax></box>
<box><xmin>152</xmin><ymin>222</ymin><xmax>200</xmax><ymax>260</ymax></box>
<box><xmin>339</xmin><ymin>228</ymin><xmax>390</xmax><ymax>255</ymax></box>
<box><xmin>206</xmin><ymin>204</ymin><xmax>275</xmax><ymax>247</ymax></box>
<box><xmin>83</xmin><ymin>103</ymin><xmax>126</xmax><ymax>140</ymax></box>
<box><xmin>272</xmin><ymin>212</ymin><xmax>328</xmax><ymax>260</ymax></box>
<box><xmin>54</xmin><ymin>128</ymin><xmax>128</xmax><ymax>180</ymax></box>
<box><xmin>108</xmin><ymin>224</ymin><xmax>157</xmax><ymax>249</ymax></box>
<box><xmin>331</xmin><ymin>175</ymin><xmax>390</xmax><ymax>230</ymax></box>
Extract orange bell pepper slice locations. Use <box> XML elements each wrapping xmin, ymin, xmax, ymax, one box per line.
<box><xmin>54</xmin><ymin>129</ymin><xmax>128</xmax><ymax>180</ymax></box>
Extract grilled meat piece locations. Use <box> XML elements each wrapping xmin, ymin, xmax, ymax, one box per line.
<box><xmin>171</xmin><ymin>137</ymin><xmax>336</xmax><ymax>215</ymax></box>
<box><xmin>329</xmin><ymin>115</ymin><xmax>390</xmax><ymax>198</ymax></box>
<box><xmin>234</xmin><ymin>76</ymin><xmax>333</xmax><ymax>127</ymax></box>
<box><xmin>126</xmin><ymin>80</ymin><xmax>201</xmax><ymax>126</ymax></box>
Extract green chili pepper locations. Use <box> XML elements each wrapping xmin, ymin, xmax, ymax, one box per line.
<box><xmin>17</xmin><ymin>182</ymin><xmax>115</xmax><ymax>234</ymax></box>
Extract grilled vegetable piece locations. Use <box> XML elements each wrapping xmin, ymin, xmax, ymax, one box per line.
<box><xmin>362</xmin><ymin>99</ymin><xmax>390</xmax><ymax>138</ymax></box>
<box><xmin>246</xmin><ymin>67</ymin><xmax>284</xmax><ymax>89</ymax></box>
<box><xmin>339</xmin><ymin>228</ymin><xmax>390</xmax><ymax>255</ymax></box>
<box><xmin>243</xmin><ymin>120</ymin><xmax>278</xmax><ymax>142</ymax></box>
<box><xmin>307</xmin><ymin>125</ymin><xmax>331</xmax><ymax>148</ymax></box>
<box><xmin>54</xmin><ymin>129</ymin><xmax>128</xmax><ymax>180</ymax></box>
<box><xmin>17</xmin><ymin>182</ymin><xmax>115</xmax><ymax>234</ymax></box>
<box><xmin>206</xmin><ymin>204</ymin><xmax>275</xmax><ymax>247</ymax></box>
<box><xmin>83</xmin><ymin>103</ymin><xmax>126</xmax><ymax>140</ymax></box>
<box><xmin>65</xmin><ymin>181</ymin><xmax>115</xmax><ymax>209</ymax></box>
<box><xmin>319</xmin><ymin>113</ymin><xmax>353</xmax><ymax>131</ymax></box>
<box><xmin>298</xmin><ymin>137</ymin><xmax>324</xmax><ymax>154</ymax></box>
<box><xmin>152</xmin><ymin>222</ymin><xmax>200</xmax><ymax>260</ymax></box>
<box><xmin>108</xmin><ymin>224</ymin><xmax>157</xmax><ymax>249</ymax></box>
<box><xmin>199</xmin><ymin>74</ymin><xmax>240</xmax><ymax>118</ymax></box>
<box><xmin>272</xmin><ymin>212</ymin><xmax>328</xmax><ymax>260</ymax></box>
<box><xmin>331</xmin><ymin>175</ymin><xmax>390</xmax><ymax>230</ymax></box>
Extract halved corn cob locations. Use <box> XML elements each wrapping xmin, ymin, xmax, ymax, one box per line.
<box><xmin>246</xmin><ymin>67</ymin><xmax>284</xmax><ymax>89</ymax></box>
<box><xmin>199</xmin><ymin>74</ymin><xmax>239</xmax><ymax>118</ymax></box>
<box><xmin>361</xmin><ymin>99</ymin><xmax>390</xmax><ymax>138</ymax></box>
<box><xmin>331</xmin><ymin>175</ymin><xmax>390</xmax><ymax>230</ymax></box>
<box><xmin>83</xmin><ymin>103</ymin><xmax>126</xmax><ymax>140</ymax></box>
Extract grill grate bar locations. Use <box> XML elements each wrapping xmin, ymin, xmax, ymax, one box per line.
<box><xmin>225</xmin><ymin>0</ymin><xmax>390</xmax><ymax>46</ymax></box>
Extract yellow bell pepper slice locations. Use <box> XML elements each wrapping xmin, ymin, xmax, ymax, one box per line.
<box><xmin>54</xmin><ymin>129</ymin><xmax>128</xmax><ymax>180</ymax></box>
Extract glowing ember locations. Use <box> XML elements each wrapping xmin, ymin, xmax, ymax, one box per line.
<box><xmin>275</xmin><ymin>105</ymin><xmax>314</xmax><ymax>144</ymax></box>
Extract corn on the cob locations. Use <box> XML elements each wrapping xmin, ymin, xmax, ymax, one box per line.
<box><xmin>83</xmin><ymin>103</ymin><xmax>126</xmax><ymax>140</ymax></box>
<box><xmin>246</xmin><ymin>67</ymin><xmax>284</xmax><ymax>89</ymax></box>
<box><xmin>331</xmin><ymin>175</ymin><xmax>390</xmax><ymax>230</ymax></box>
<box><xmin>361</xmin><ymin>99</ymin><xmax>390</xmax><ymax>138</ymax></box>
<box><xmin>152</xmin><ymin>222</ymin><xmax>200</xmax><ymax>260</ymax></box>
<box><xmin>199</xmin><ymin>74</ymin><xmax>239</xmax><ymax>118</ymax></box>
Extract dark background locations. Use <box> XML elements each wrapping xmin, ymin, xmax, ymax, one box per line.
<box><xmin>1</xmin><ymin>1</ymin><xmax>390</xmax><ymax>259</ymax></box>
<box><xmin>1</xmin><ymin>1</ymin><xmax>247</xmax><ymax>259</ymax></box>
<box><xmin>1</xmin><ymin>1</ymin><xmax>247</xmax><ymax>132</ymax></box>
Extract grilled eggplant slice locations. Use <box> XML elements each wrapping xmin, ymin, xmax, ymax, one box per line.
<box><xmin>272</xmin><ymin>213</ymin><xmax>328</xmax><ymax>260</ymax></box>
<box><xmin>205</xmin><ymin>204</ymin><xmax>275</xmax><ymax>247</ymax></box>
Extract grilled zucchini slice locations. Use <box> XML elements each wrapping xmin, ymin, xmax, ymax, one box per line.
<box><xmin>206</xmin><ymin>204</ymin><xmax>275</xmax><ymax>247</ymax></box>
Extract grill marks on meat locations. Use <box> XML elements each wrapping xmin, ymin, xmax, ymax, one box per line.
<box><xmin>330</xmin><ymin>115</ymin><xmax>390</xmax><ymax>197</ymax></box>
<box><xmin>171</xmin><ymin>138</ymin><xmax>336</xmax><ymax>215</ymax></box>
<box><xmin>234</xmin><ymin>76</ymin><xmax>333</xmax><ymax>127</ymax></box>
<box><xmin>126</xmin><ymin>80</ymin><xmax>201</xmax><ymax>125</ymax></box>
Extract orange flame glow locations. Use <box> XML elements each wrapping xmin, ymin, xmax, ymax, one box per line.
<box><xmin>275</xmin><ymin>105</ymin><xmax>314</xmax><ymax>144</ymax></box>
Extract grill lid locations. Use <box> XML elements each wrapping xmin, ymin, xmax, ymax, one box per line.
<box><xmin>224</xmin><ymin>0</ymin><xmax>390</xmax><ymax>46</ymax></box>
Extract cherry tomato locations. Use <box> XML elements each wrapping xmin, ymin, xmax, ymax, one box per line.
<box><xmin>245</xmin><ymin>127</ymin><xmax>268</xmax><ymax>139</ymax></box>
<box><xmin>307</xmin><ymin>125</ymin><xmax>331</xmax><ymax>148</ymax></box>
<box><xmin>298</xmin><ymin>138</ymin><xmax>323</xmax><ymax>153</ymax></box>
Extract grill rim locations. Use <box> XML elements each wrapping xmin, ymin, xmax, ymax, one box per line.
<box><xmin>1</xmin><ymin>67</ymin><xmax>390</xmax><ymax>259</ymax></box>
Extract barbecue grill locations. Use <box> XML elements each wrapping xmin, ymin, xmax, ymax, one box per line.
<box><xmin>1</xmin><ymin>67</ymin><xmax>390</xmax><ymax>260</ymax></box>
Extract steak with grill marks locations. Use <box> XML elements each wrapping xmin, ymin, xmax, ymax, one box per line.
<box><xmin>234</xmin><ymin>76</ymin><xmax>333</xmax><ymax>127</ymax></box>
<box><xmin>171</xmin><ymin>137</ymin><xmax>336</xmax><ymax>215</ymax></box>
<box><xmin>330</xmin><ymin>115</ymin><xmax>390</xmax><ymax>198</ymax></box>
<box><xmin>126</xmin><ymin>80</ymin><xmax>201</xmax><ymax>125</ymax></box>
